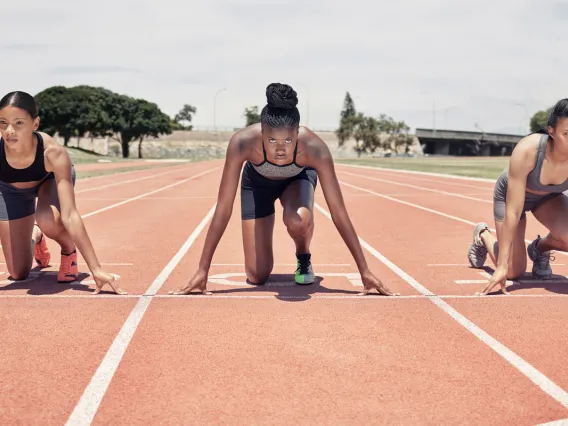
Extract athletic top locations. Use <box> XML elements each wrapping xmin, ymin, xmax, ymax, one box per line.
<box><xmin>0</xmin><ymin>131</ymin><xmax>52</xmax><ymax>183</ymax></box>
<box><xmin>524</xmin><ymin>132</ymin><xmax>568</xmax><ymax>193</ymax></box>
<box><xmin>250</xmin><ymin>140</ymin><xmax>305</xmax><ymax>179</ymax></box>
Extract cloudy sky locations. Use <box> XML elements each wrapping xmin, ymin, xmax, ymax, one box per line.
<box><xmin>2</xmin><ymin>0</ymin><xmax>565</xmax><ymax>135</ymax></box>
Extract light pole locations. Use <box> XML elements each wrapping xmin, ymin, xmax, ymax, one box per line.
<box><xmin>213</xmin><ymin>88</ymin><xmax>226</xmax><ymax>131</ymax></box>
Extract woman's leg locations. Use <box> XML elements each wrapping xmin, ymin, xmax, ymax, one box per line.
<box><xmin>35</xmin><ymin>173</ymin><xmax>78</xmax><ymax>282</ymax></box>
<box><xmin>0</xmin><ymin>214</ymin><xmax>37</xmax><ymax>280</ymax></box>
<box><xmin>242</xmin><ymin>215</ymin><xmax>275</xmax><ymax>285</ymax></box>
<box><xmin>467</xmin><ymin>173</ymin><xmax>527</xmax><ymax>279</ymax></box>
<box><xmin>279</xmin><ymin>178</ymin><xmax>316</xmax><ymax>284</ymax></box>
<box><xmin>469</xmin><ymin>219</ymin><xmax>528</xmax><ymax>279</ymax></box>
<box><xmin>526</xmin><ymin>193</ymin><xmax>568</xmax><ymax>278</ymax></box>
<box><xmin>240</xmin><ymin>163</ymin><xmax>277</xmax><ymax>285</ymax></box>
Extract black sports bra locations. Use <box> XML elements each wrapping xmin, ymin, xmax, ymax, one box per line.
<box><xmin>0</xmin><ymin>132</ymin><xmax>51</xmax><ymax>183</ymax></box>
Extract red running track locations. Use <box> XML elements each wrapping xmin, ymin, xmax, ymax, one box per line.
<box><xmin>1</xmin><ymin>159</ymin><xmax>567</xmax><ymax>425</ymax></box>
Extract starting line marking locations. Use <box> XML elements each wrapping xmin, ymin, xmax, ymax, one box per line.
<box><xmin>0</xmin><ymin>271</ymin><xmax>120</xmax><ymax>286</ymax></box>
<box><xmin>3</xmin><ymin>293</ymin><xmax>568</xmax><ymax>300</ymax></box>
<box><xmin>455</xmin><ymin>271</ymin><xmax>568</xmax><ymax>286</ymax></box>
<box><xmin>207</xmin><ymin>272</ymin><xmax>363</xmax><ymax>287</ymax></box>
<box><xmin>210</xmin><ymin>263</ymin><xmax>351</xmax><ymax>267</ymax></box>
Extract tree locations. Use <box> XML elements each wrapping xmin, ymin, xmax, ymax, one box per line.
<box><xmin>530</xmin><ymin>108</ymin><xmax>551</xmax><ymax>132</ymax></box>
<box><xmin>351</xmin><ymin>113</ymin><xmax>380</xmax><ymax>157</ymax></box>
<box><xmin>113</xmin><ymin>96</ymin><xmax>172</xmax><ymax>158</ymax></box>
<box><xmin>34</xmin><ymin>86</ymin><xmax>78</xmax><ymax>146</ymax></box>
<box><xmin>336</xmin><ymin>92</ymin><xmax>357</xmax><ymax>146</ymax></box>
<box><xmin>340</xmin><ymin>92</ymin><xmax>356</xmax><ymax>120</ymax></box>
<box><xmin>68</xmin><ymin>85</ymin><xmax>117</xmax><ymax>140</ymax></box>
<box><xmin>174</xmin><ymin>104</ymin><xmax>197</xmax><ymax>130</ymax></box>
<box><xmin>243</xmin><ymin>106</ymin><xmax>261</xmax><ymax>127</ymax></box>
<box><xmin>376</xmin><ymin>114</ymin><xmax>414</xmax><ymax>154</ymax></box>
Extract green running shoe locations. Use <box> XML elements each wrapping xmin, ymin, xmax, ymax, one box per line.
<box><xmin>295</xmin><ymin>253</ymin><xmax>315</xmax><ymax>285</ymax></box>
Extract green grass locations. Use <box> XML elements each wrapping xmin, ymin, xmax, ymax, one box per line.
<box><xmin>63</xmin><ymin>147</ymin><xmax>187</xmax><ymax>179</ymax></box>
<box><xmin>336</xmin><ymin>156</ymin><xmax>509</xmax><ymax>179</ymax></box>
<box><xmin>65</xmin><ymin>147</ymin><xmax>134</xmax><ymax>164</ymax></box>
<box><xmin>76</xmin><ymin>164</ymin><xmax>176</xmax><ymax>180</ymax></box>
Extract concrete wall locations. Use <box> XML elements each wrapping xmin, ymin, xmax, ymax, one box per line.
<box><xmin>59</xmin><ymin>130</ymin><xmax>423</xmax><ymax>160</ymax></box>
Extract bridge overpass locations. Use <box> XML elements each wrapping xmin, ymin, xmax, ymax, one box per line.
<box><xmin>416</xmin><ymin>128</ymin><xmax>524</xmax><ymax>156</ymax></box>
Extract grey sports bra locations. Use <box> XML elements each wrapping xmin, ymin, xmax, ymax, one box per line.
<box><xmin>525</xmin><ymin>133</ymin><xmax>568</xmax><ymax>193</ymax></box>
<box><xmin>250</xmin><ymin>140</ymin><xmax>305</xmax><ymax>179</ymax></box>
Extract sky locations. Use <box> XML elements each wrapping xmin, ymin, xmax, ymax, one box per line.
<box><xmin>2</xmin><ymin>0</ymin><xmax>566</xmax><ymax>135</ymax></box>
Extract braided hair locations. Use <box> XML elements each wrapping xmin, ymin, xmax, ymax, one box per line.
<box><xmin>260</xmin><ymin>83</ymin><xmax>300</xmax><ymax>128</ymax></box>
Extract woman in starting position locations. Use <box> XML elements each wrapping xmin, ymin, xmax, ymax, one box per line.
<box><xmin>468</xmin><ymin>98</ymin><xmax>568</xmax><ymax>295</ymax></box>
<box><xmin>0</xmin><ymin>91</ymin><xmax>125</xmax><ymax>295</ymax></box>
<box><xmin>171</xmin><ymin>82</ymin><xmax>397</xmax><ymax>296</ymax></box>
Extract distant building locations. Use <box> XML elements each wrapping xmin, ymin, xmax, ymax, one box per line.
<box><xmin>416</xmin><ymin>128</ymin><xmax>523</xmax><ymax>156</ymax></box>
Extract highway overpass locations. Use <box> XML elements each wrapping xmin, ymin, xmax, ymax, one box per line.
<box><xmin>416</xmin><ymin>128</ymin><xmax>524</xmax><ymax>156</ymax></box>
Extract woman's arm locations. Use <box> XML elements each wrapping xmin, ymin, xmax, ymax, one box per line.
<box><xmin>43</xmin><ymin>136</ymin><xmax>125</xmax><ymax>294</ymax></box>
<box><xmin>478</xmin><ymin>136</ymin><xmax>536</xmax><ymax>295</ymax></box>
<box><xmin>170</xmin><ymin>132</ymin><xmax>247</xmax><ymax>295</ymax></box>
<box><xmin>304</xmin><ymin>133</ymin><xmax>398</xmax><ymax>296</ymax></box>
<box><xmin>497</xmin><ymin>146</ymin><xmax>534</xmax><ymax>268</ymax></box>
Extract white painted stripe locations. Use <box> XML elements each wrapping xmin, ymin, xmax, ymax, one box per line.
<box><xmin>339</xmin><ymin>170</ymin><xmax>492</xmax><ymax>204</ymax></box>
<box><xmin>338</xmin><ymin>179</ymin><xmax>568</xmax><ymax>258</ymax></box>
<box><xmin>3</xmin><ymin>293</ymin><xmax>568</xmax><ymax>300</ymax></box>
<box><xmin>314</xmin><ymin>201</ymin><xmax>568</xmax><ymax>409</ymax></box>
<box><xmin>427</xmin><ymin>264</ymin><xmax>472</xmax><ymax>266</ymax></box>
<box><xmin>337</xmin><ymin>162</ymin><xmax>497</xmax><ymax>183</ymax></box>
<box><xmin>64</xmin><ymin>204</ymin><xmax>217</xmax><ymax>426</ymax></box>
<box><xmin>76</xmin><ymin>166</ymin><xmax>192</xmax><ymax>194</ymax></box>
<box><xmin>0</xmin><ymin>262</ymin><xmax>134</xmax><ymax>266</ymax></box>
<box><xmin>536</xmin><ymin>418</ymin><xmax>568</xmax><ymax>425</ymax></box>
<box><xmin>77</xmin><ymin>197</ymin><xmax>217</xmax><ymax>201</ymax></box>
<box><xmin>210</xmin><ymin>263</ymin><xmax>351</xmax><ymax>266</ymax></box>
<box><xmin>81</xmin><ymin>168</ymin><xmax>218</xmax><ymax>219</ymax></box>
<box><xmin>337</xmin><ymin>164</ymin><xmax>496</xmax><ymax>190</ymax></box>
<box><xmin>76</xmin><ymin>162</ymin><xmax>187</xmax><ymax>183</ymax></box>
<box><xmin>339</xmin><ymin>180</ymin><xmax>478</xmax><ymax>227</ymax></box>
<box><xmin>455</xmin><ymin>280</ymin><xmax>490</xmax><ymax>284</ymax></box>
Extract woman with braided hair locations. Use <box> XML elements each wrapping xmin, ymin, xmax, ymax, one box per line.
<box><xmin>171</xmin><ymin>82</ymin><xmax>397</xmax><ymax>296</ymax></box>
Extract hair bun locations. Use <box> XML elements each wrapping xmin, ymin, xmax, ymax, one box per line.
<box><xmin>266</xmin><ymin>83</ymin><xmax>298</xmax><ymax>109</ymax></box>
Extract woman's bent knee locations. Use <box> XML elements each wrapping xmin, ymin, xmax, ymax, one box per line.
<box><xmin>8</xmin><ymin>265</ymin><xmax>30</xmax><ymax>281</ymax></box>
<box><xmin>284</xmin><ymin>208</ymin><xmax>313</xmax><ymax>236</ymax></box>
<box><xmin>245</xmin><ymin>265</ymin><xmax>272</xmax><ymax>285</ymax></box>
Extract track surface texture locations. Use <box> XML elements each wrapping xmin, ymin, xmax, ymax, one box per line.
<box><xmin>2</xmin><ymin>159</ymin><xmax>568</xmax><ymax>425</ymax></box>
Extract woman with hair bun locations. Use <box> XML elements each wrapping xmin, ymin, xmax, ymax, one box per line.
<box><xmin>171</xmin><ymin>82</ymin><xmax>397</xmax><ymax>296</ymax></box>
<box><xmin>469</xmin><ymin>98</ymin><xmax>568</xmax><ymax>296</ymax></box>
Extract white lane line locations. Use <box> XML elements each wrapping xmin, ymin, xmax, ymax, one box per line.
<box><xmin>338</xmin><ymin>179</ymin><xmax>568</xmax><ymax>258</ymax></box>
<box><xmin>77</xmin><ymin>197</ymin><xmax>218</xmax><ymax>201</ymax></box>
<box><xmin>81</xmin><ymin>168</ymin><xmax>218</xmax><ymax>219</ymax></box>
<box><xmin>0</xmin><ymin>262</ymin><xmax>133</xmax><ymax>266</ymax></box>
<box><xmin>314</xmin><ymin>201</ymin><xmax>568</xmax><ymax>409</ymax></box>
<box><xmin>210</xmin><ymin>263</ymin><xmax>351</xmax><ymax>266</ymax></box>
<box><xmin>75</xmin><ymin>163</ymin><xmax>189</xmax><ymax>183</ymax></box>
<box><xmin>4</xmin><ymin>293</ymin><xmax>568</xmax><ymax>300</ymax></box>
<box><xmin>76</xmin><ymin>166</ymin><xmax>194</xmax><ymax>194</ymax></box>
<box><xmin>336</xmin><ymin>162</ymin><xmax>496</xmax><ymax>183</ymax></box>
<box><xmin>339</xmin><ymin>170</ymin><xmax>492</xmax><ymax>203</ymax></box>
<box><xmin>64</xmin><ymin>204</ymin><xmax>217</xmax><ymax>426</ymax></box>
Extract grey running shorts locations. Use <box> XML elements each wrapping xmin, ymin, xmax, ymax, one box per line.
<box><xmin>493</xmin><ymin>170</ymin><xmax>562</xmax><ymax>222</ymax></box>
<box><xmin>0</xmin><ymin>165</ymin><xmax>76</xmax><ymax>221</ymax></box>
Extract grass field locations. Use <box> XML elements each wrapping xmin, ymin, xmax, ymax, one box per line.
<box><xmin>66</xmin><ymin>147</ymin><xmax>181</xmax><ymax>179</ymax></box>
<box><xmin>335</xmin><ymin>156</ymin><xmax>510</xmax><ymax>179</ymax></box>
